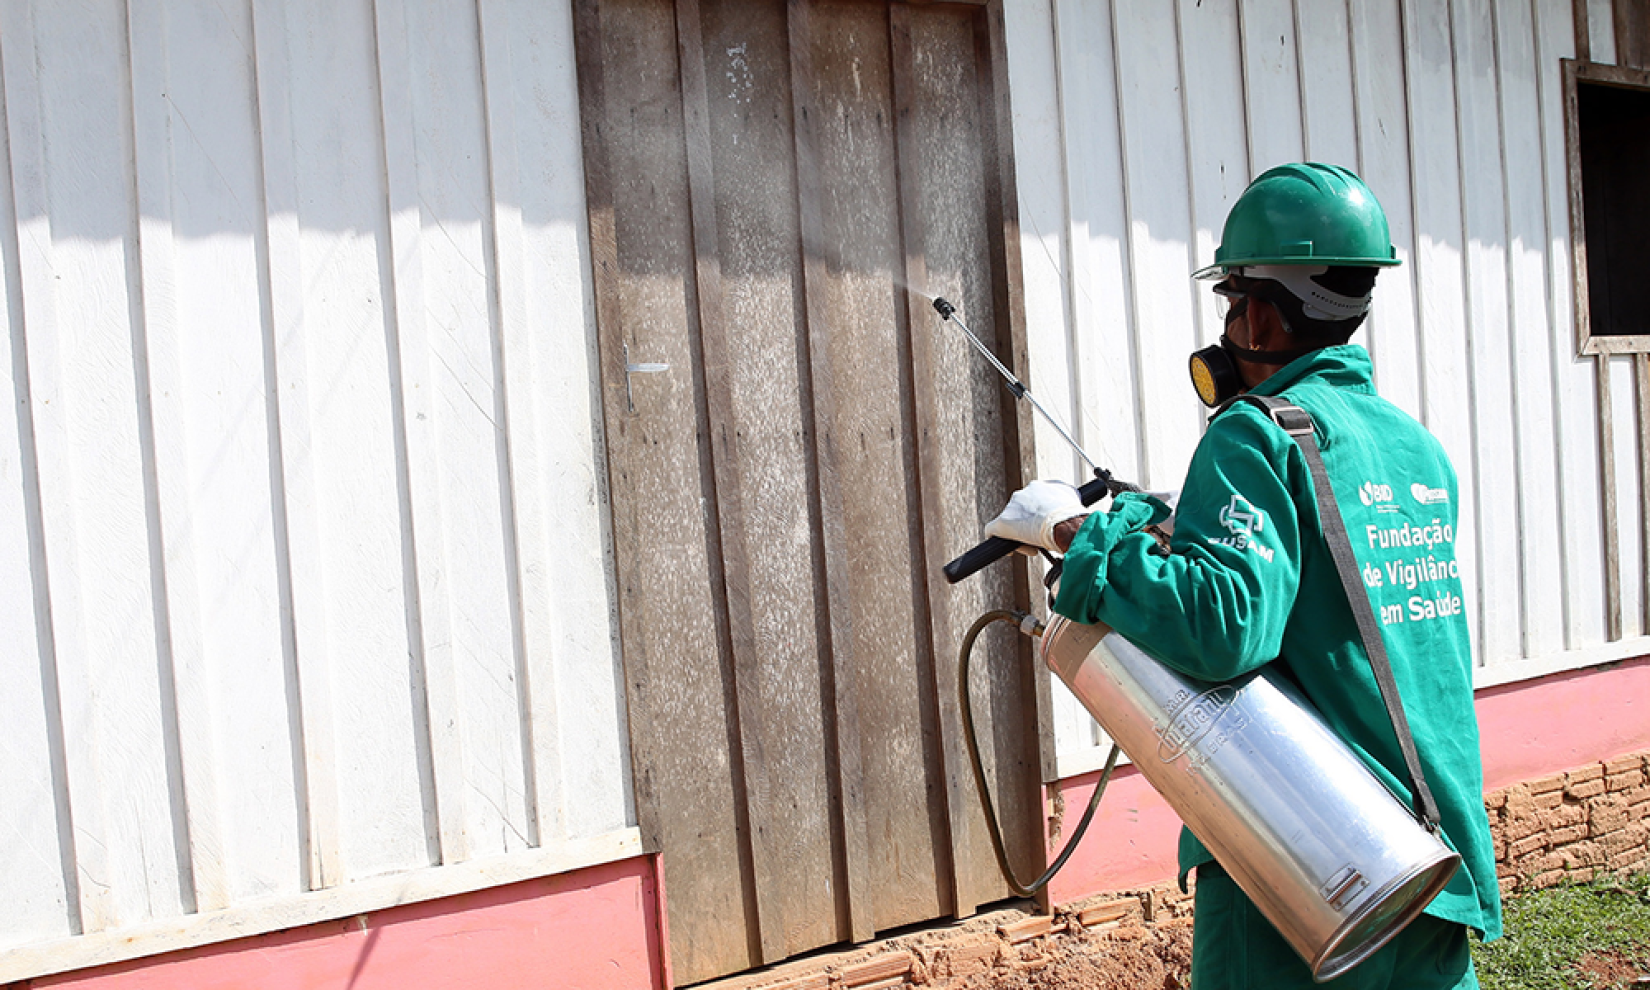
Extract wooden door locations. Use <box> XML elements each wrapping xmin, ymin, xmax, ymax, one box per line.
<box><xmin>574</xmin><ymin>0</ymin><xmax>1043</xmax><ymax>981</ymax></box>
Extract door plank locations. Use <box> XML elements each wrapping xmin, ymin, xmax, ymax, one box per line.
<box><xmin>805</xmin><ymin>0</ymin><xmax>956</xmax><ymax>934</ymax></box>
<box><xmin>675</xmin><ymin>0</ymin><xmax>802</xmax><ymax>966</ymax></box>
<box><xmin>574</xmin><ymin>0</ymin><xmax>759</xmax><ymax>980</ymax></box>
<box><xmin>975</xmin><ymin>0</ymin><xmax>1047</xmax><ymax>889</ymax></box>
<box><xmin>785</xmin><ymin>0</ymin><xmax>877</xmax><ymax>944</ymax></box>
<box><xmin>889</xmin><ymin>1</ymin><xmax>975</xmax><ymax>920</ymax></box>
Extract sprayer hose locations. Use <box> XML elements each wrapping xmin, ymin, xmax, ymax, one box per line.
<box><xmin>959</xmin><ymin>609</ymin><xmax>1120</xmax><ymax>899</ymax></box>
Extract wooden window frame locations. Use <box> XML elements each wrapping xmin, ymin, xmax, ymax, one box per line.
<box><xmin>1563</xmin><ymin>58</ymin><xmax>1650</xmax><ymax>356</ymax></box>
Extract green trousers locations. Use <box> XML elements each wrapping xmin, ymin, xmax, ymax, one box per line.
<box><xmin>1190</xmin><ymin>865</ymin><xmax>1478</xmax><ymax>990</ymax></box>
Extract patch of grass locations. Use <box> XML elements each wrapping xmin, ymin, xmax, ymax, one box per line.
<box><xmin>1472</xmin><ymin>872</ymin><xmax>1650</xmax><ymax>989</ymax></box>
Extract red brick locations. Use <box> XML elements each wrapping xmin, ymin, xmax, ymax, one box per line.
<box><xmin>1520</xmin><ymin>851</ymin><xmax>1565</xmax><ymax>873</ymax></box>
<box><xmin>1552</xmin><ymin>803</ymin><xmax>1589</xmax><ymax>828</ymax></box>
<box><xmin>1503</xmin><ymin>816</ymin><xmax>1545</xmax><ymax>842</ymax></box>
<box><xmin>1530</xmin><ymin>869</ymin><xmax>1570</xmax><ymax>889</ymax></box>
<box><xmin>842</xmin><ymin>953</ymin><xmax>914</xmax><ymax>987</ymax></box>
<box><xmin>936</xmin><ymin>941</ymin><xmax>998</xmax><ymax>978</ymax></box>
<box><xmin>1529</xmin><ymin>773</ymin><xmax>1566</xmax><ymax>795</ymax></box>
<box><xmin>1566</xmin><ymin>764</ymin><xmax>1605</xmax><ymax>785</ymax></box>
<box><xmin>1605</xmin><ymin>754</ymin><xmax>1647</xmax><ymax>775</ymax></box>
<box><xmin>1566</xmin><ymin>778</ymin><xmax>1607</xmax><ymax>800</ymax></box>
<box><xmin>1508</xmin><ymin>833</ymin><xmax>1548</xmax><ymax>859</ymax></box>
<box><xmin>1625</xmin><ymin>784</ymin><xmax>1650</xmax><ymax>809</ymax></box>
<box><xmin>1560</xmin><ymin>842</ymin><xmax>1606</xmax><ymax>868</ymax></box>
<box><xmin>1567</xmin><ymin>867</ymin><xmax>1596</xmax><ymax>883</ymax></box>
<box><xmin>1075</xmin><ymin>898</ymin><xmax>1138</xmax><ymax>928</ymax></box>
<box><xmin>1533</xmin><ymin>790</ymin><xmax>1565</xmax><ymax>810</ymax></box>
<box><xmin>1591</xmin><ymin>796</ymin><xmax>1631</xmax><ymax>833</ymax></box>
<box><xmin>1547</xmin><ymin>824</ymin><xmax>1590</xmax><ymax>846</ymax></box>
<box><xmin>1608</xmin><ymin>847</ymin><xmax>1648</xmax><ymax>872</ymax></box>
<box><xmin>1484</xmin><ymin>789</ymin><xmax>1508</xmax><ymax>811</ymax></box>
<box><xmin>1497</xmin><ymin>876</ymin><xmax>1520</xmax><ymax>899</ymax></box>
<box><xmin>1501</xmin><ymin>783</ymin><xmax>1536</xmax><ymax>818</ymax></box>
<box><xmin>1599</xmin><ymin>823</ymin><xmax>1648</xmax><ymax>856</ymax></box>
<box><xmin>998</xmin><ymin>917</ymin><xmax>1054</xmax><ymax>945</ymax></box>
<box><xmin>1607</xmin><ymin>769</ymin><xmax>1647</xmax><ymax>792</ymax></box>
<box><xmin>764</xmin><ymin>976</ymin><xmax>830</xmax><ymax>990</ymax></box>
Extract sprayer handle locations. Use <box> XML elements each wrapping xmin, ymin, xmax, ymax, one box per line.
<box><xmin>942</xmin><ymin>476</ymin><xmax>1115</xmax><ymax>584</ymax></box>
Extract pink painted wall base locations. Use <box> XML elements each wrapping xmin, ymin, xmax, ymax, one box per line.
<box><xmin>35</xmin><ymin>856</ymin><xmax>666</xmax><ymax>990</ymax></box>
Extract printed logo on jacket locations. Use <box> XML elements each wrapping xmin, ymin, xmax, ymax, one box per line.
<box><xmin>1358</xmin><ymin>477</ymin><xmax>1463</xmax><ymax>625</ymax></box>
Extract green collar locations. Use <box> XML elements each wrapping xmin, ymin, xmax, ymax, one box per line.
<box><xmin>1247</xmin><ymin>344</ymin><xmax>1375</xmax><ymax>398</ymax></box>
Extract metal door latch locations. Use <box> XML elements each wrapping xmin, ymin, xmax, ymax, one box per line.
<box><xmin>623</xmin><ymin>343</ymin><xmax>669</xmax><ymax>413</ymax></box>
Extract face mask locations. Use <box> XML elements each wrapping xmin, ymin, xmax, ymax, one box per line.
<box><xmin>1187</xmin><ymin>293</ymin><xmax>1318</xmax><ymax>408</ymax></box>
<box><xmin>1188</xmin><ymin>336</ymin><xmax>1244</xmax><ymax>408</ymax></box>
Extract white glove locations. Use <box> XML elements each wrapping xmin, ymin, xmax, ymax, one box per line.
<box><xmin>984</xmin><ymin>480</ymin><xmax>1090</xmax><ymax>553</ymax></box>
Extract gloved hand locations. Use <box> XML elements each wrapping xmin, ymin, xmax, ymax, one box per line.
<box><xmin>984</xmin><ymin>480</ymin><xmax>1090</xmax><ymax>553</ymax></box>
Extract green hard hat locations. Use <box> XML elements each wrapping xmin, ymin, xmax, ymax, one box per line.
<box><xmin>1192</xmin><ymin>162</ymin><xmax>1399</xmax><ymax>279</ymax></box>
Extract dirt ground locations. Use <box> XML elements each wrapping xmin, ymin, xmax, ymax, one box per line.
<box><xmin>1572</xmin><ymin>947</ymin><xmax>1650</xmax><ymax>988</ymax></box>
<box><xmin>701</xmin><ymin>886</ymin><xmax>1195</xmax><ymax>990</ymax></box>
<box><xmin>944</xmin><ymin>917</ymin><xmax>1193</xmax><ymax>990</ymax></box>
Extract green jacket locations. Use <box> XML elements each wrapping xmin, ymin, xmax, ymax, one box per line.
<box><xmin>1054</xmin><ymin>345</ymin><xmax>1501</xmax><ymax>941</ymax></box>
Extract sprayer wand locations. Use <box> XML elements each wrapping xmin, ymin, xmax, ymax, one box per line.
<box><xmin>932</xmin><ymin>297</ymin><xmax>1137</xmax><ymax>583</ymax></box>
<box><xmin>933</xmin><ymin>297</ymin><xmax>1099</xmax><ymax>473</ymax></box>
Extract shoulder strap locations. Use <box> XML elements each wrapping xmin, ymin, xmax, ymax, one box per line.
<box><xmin>1229</xmin><ymin>394</ymin><xmax>1443</xmax><ymax>833</ymax></box>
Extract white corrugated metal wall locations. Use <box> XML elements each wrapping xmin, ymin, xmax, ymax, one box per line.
<box><xmin>1003</xmin><ymin>0</ymin><xmax>1649</xmax><ymax>776</ymax></box>
<box><xmin>1</xmin><ymin>0</ymin><xmax>1646</xmax><ymax>981</ymax></box>
<box><xmin>0</xmin><ymin>0</ymin><xmax>633</xmax><ymax>980</ymax></box>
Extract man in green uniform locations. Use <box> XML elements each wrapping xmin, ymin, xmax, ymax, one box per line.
<box><xmin>985</xmin><ymin>163</ymin><xmax>1501</xmax><ymax>988</ymax></box>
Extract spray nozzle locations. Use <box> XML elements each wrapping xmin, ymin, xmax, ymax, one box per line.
<box><xmin>932</xmin><ymin>297</ymin><xmax>956</xmax><ymax>320</ymax></box>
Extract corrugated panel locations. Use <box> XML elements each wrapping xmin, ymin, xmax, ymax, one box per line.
<box><xmin>1005</xmin><ymin>0</ymin><xmax>1640</xmax><ymax>776</ymax></box>
<box><xmin>0</xmin><ymin>0</ymin><xmax>630</xmax><ymax>977</ymax></box>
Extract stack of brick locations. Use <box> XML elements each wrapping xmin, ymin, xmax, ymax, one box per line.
<box><xmin>1488</xmin><ymin>750</ymin><xmax>1650</xmax><ymax>896</ymax></box>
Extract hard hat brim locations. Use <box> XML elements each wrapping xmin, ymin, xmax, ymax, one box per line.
<box><xmin>1193</xmin><ymin>254</ymin><xmax>1401</xmax><ymax>280</ymax></box>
